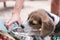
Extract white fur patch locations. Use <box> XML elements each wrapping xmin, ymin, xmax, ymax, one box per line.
<box><xmin>44</xmin><ymin>36</ymin><xmax>51</xmax><ymax>40</ymax></box>
<box><xmin>49</xmin><ymin>13</ymin><xmax>60</xmax><ymax>25</ymax></box>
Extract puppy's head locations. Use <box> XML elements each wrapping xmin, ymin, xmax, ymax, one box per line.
<box><xmin>28</xmin><ymin>14</ymin><xmax>42</xmax><ymax>29</ymax></box>
<box><xmin>28</xmin><ymin>9</ymin><xmax>55</xmax><ymax>38</ymax></box>
<box><xmin>22</xmin><ymin>9</ymin><xmax>55</xmax><ymax>38</ymax></box>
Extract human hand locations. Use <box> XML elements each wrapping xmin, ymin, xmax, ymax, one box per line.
<box><xmin>4</xmin><ymin>14</ymin><xmax>22</xmax><ymax>30</ymax></box>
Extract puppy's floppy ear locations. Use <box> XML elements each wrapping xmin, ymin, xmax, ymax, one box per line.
<box><xmin>40</xmin><ymin>20</ymin><xmax>55</xmax><ymax>38</ymax></box>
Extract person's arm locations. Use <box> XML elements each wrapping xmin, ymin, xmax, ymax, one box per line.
<box><xmin>13</xmin><ymin>0</ymin><xmax>24</xmax><ymax>16</ymax></box>
<box><xmin>5</xmin><ymin>0</ymin><xmax>24</xmax><ymax>30</ymax></box>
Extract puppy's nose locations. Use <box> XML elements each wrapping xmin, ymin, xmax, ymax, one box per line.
<box><xmin>20</xmin><ymin>24</ymin><xmax>25</xmax><ymax>29</ymax></box>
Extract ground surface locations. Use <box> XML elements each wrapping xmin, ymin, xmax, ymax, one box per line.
<box><xmin>0</xmin><ymin>1</ymin><xmax>51</xmax><ymax>21</ymax></box>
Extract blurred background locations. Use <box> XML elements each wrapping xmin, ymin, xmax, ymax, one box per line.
<box><xmin>0</xmin><ymin>0</ymin><xmax>59</xmax><ymax>22</ymax></box>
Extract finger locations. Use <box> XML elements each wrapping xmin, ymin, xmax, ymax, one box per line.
<box><xmin>4</xmin><ymin>19</ymin><xmax>16</xmax><ymax>30</ymax></box>
<box><xmin>17</xmin><ymin>19</ymin><xmax>22</xmax><ymax>25</ymax></box>
<box><xmin>8</xmin><ymin>25</ymin><xmax>12</xmax><ymax>31</ymax></box>
<box><xmin>7</xmin><ymin>19</ymin><xmax>16</xmax><ymax>26</ymax></box>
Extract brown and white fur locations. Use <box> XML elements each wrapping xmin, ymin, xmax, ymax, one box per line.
<box><xmin>22</xmin><ymin>9</ymin><xmax>60</xmax><ymax>40</ymax></box>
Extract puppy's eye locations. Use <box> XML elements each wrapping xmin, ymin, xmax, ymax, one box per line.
<box><xmin>29</xmin><ymin>21</ymin><xmax>37</xmax><ymax>25</ymax></box>
<box><xmin>32</xmin><ymin>23</ymin><xmax>36</xmax><ymax>25</ymax></box>
<box><xmin>33</xmin><ymin>21</ymin><xmax>38</xmax><ymax>25</ymax></box>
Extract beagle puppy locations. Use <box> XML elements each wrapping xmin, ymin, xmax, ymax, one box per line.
<box><xmin>22</xmin><ymin>9</ymin><xmax>60</xmax><ymax>40</ymax></box>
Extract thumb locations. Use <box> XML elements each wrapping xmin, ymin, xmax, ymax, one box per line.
<box><xmin>4</xmin><ymin>19</ymin><xmax>16</xmax><ymax>30</ymax></box>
